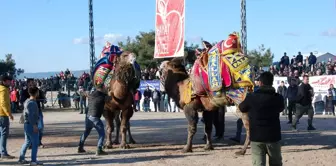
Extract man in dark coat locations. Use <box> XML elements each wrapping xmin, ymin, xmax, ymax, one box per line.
<box><xmin>239</xmin><ymin>72</ymin><xmax>284</xmax><ymax>166</ymax></box>
<box><xmin>230</xmin><ymin>76</ymin><xmax>261</xmax><ymax>143</ymax></box>
<box><xmin>296</xmin><ymin>52</ymin><xmax>303</xmax><ymax>64</ymax></box>
<box><xmin>280</xmin><ymin>52</ymin><xmax>290</xmax><ymax>67</ymax></box>
<box><xmin>308</xmin><ymin>52</ymin><xmax>317</xmax><ymax>70</ymax></box>
<box><xmin>292</xmin><ymin>75</ymin><xmax>316</xmax><ymax>130</ymax></box>
<box><xmin>277</xmin><ymin>81</ymin><xmax>287</xmax><ymax>115</ymax></box>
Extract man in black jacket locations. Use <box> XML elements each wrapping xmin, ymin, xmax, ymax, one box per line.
<box><xmin>296</xmin><ymin>51</ymin><xmax>303</xmax><ymax>64</ymax></box>
<box><xmin>277</xmin><ymin>81</ymin><xmax>287</xmax><ymax>115</ymax></box>
<box><xmin>77</xmin><ymin>88</ymin><xmax>110</xmax><ymax>156</ymax></box>
<box><xmin>142</xmin><ymin>86</ymin><xmax>152</xmax><ymax>112</ymax></box>
<box><xmin>230</xmin><ymin>76</ymin><xmax>260</xmax><ymax>143</ymax></box>
<box><xmin>308</xmin><ymin>52</ymin><xmax>317</xmax><ymax>70</ymax></box>
<box><xmin>292</xmin><ymin>75</ymin><xmax>316</xmax><ymax>130</ymax></box>
<box><xmin>239</xmin><ymin>72</ymin><xmax>284</xmax><ymax>166</ymax></box>
<box><xmin>280</xmin><ymin>52</ymin><xmax>290</xmax><ymax>67</ymax></box>
<box><xmin>286</xmin><ymin>81</ymin><xmax>298</xmax><ymax>124</ymax></box>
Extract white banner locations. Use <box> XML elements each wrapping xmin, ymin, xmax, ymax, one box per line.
<box><xmin>273</xmin><ymin>75</ymin><xmax>336</xmax><ymax>102</ymax></box>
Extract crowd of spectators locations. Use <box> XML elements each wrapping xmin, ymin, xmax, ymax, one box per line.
<box><xmin>266</xmin><ymin>52</ymin><xmax>336</xmax><ymax>77</ymax></box>
<box><xmin>140</xmin><ymin>51</ymin><xmax>336</xmax><ymax>81</ymax></box>
<box><xmin>11</xmin><ymin>69</ymin><xmax>93</xmax><ymax>93</ymax></box>
<box><xmin>7</xmin><ymin>52</ymin><xmax>336</xmax><ymax>113</ymax></box>
<box><xmin>140</xmin><ymin>67</ymin><xmax>160</xmax><ymax>80</ymax></box>
<box><xmin>8</xmin><ymin>69</ymin><xmax>94</xmax><ymax>113</ymax></box>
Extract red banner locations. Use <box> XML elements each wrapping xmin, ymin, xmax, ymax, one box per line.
<box><xmin>154</xmin><ymin>0</ymin><xmax>185</xmax><ymax>58</ymax></box>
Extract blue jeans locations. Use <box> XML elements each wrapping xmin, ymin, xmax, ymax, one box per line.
<box><xmin>80</xmin><ymin>100</ymin><xmax>87</xmax><ymax>113</ymax></box>
<box><xmin>135</xmin><ymin>100</ymin><xmax>140</xmax><ymax>111</ymax></box>
<box><xmin>173</xmin><ymin>102</ymin><xmax>177</xmax><ymax>112</ymax></box>
<box><xmin>0</xmin><ymin>116</ymin><xmax>9</xmax><ymax>155</ymax></box>
<box><xmin>142</xmin><ymin>99</ymin><xmax>150</xmax><ymax>112</ymax></box>
<box><xmin>11</xmin><ymin>102</ymin><xmax>17</xmax><ymax>113</ymax></box>
<box><xmin>38</xmin><ymin>111</ymin><xmax>44</xmax><ymax>144</ymax></box>
<box><xmin>79</xmin><ymin>116</ymin><xmax>105</xmax><ymax>150</ymax></box>
<box><xmin>20</xmin><ymin>123</ymin><xmax>39</xmax><ymax>162</ymax></box>
<box><xmin>164</xmin><ymin>100</ymin><xmax>171</xmax><ymax>112</ymax></box>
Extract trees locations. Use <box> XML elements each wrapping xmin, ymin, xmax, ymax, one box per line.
<box><xmin>117</xmin><ymin>31</ymin><xmax>273</xmax><ymax>70</ymax></box>
<box><xmin>118</xmin><ymin>31</ymin><xmax>157</xmax><ymax>69</ymax></box>
<box><xmin>118</xmin><ymin>31</ymin><xmax>200</xmax><ymax>69</ymax></box>
<box><xmin>0</xmin><ymin>54</ymin><xmax>24</xmax><ymax>77</ymax></box>
<box><xmin>184</xmin><ymin>41</ymin><xmax>199</xmax><ymax>66</ymax></box>
<box><xmin>247</xmin><ymin>44</ymin><xmax>274</xmax><ymax>68</ymax></box>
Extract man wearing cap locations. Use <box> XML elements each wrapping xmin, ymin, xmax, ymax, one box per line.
<box><xmin>0</xmin><ymin>75</ymin><xmax>15</xmax><ymax>159</ymax></box>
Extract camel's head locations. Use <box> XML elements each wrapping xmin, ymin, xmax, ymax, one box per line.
<box><xmin>117</xmin><ymin>51</ymin><xmax>136</xmax><ymax>65</ymax></box>
<box><xmin>159</xmin><ymin>58</ymin><xmax>189</xmax><ymax>90</ymax></box>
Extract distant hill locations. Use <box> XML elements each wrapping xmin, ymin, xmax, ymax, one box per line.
<box><xmin>17</xmin><ymin>69</ymin><xmax>90</xmax><ymax>79</ymax></box>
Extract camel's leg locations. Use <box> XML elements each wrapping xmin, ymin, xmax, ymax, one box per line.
<box><xmin>103</xmin><ymin>110</ymin><xmax>114</xmax><ymax>149</ymax></box>
<box><xmin>215</xmin><ymin>106</ymin><xmax>225</xmax><ymax>140</ymax></box>
<box><xmin>120</xmin><ymin>107</ymin><xmax>132</xmax><ymax>149</ymax></box>
<box><xmin>127</xmin><ymin>121</ymin><xmax>136</xmax><ymax>144</ymax></box>
<box><xmin>113</xmin><ymin>110</ymin><xmax>121</xmax><ymax>145</ymax></box>
<box><xmin>235</xmin><ymin>112</ymin><xmax>250</xmax><ymax>155</ymax></box>
<box><xmin>182</xmin><ymin>103</ymin><xmax>199</xmax><ymax>153</ymax></box>
<box><xmin>203</xmin><ymin>111</ymin><xmax>214</xmax><ymax>151</ymax></box>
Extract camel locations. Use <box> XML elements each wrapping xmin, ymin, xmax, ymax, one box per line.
<box><xmin>103</xmin><ymin>51</ymin><xmax>140</xmax><ymax>149</ymax></box>
<box><xmin>158</xmin><ymin>33</ymin><xmax>253</xmax><ymax>155</ymax></box>
<box><xmin>104</xmin><ymin>110</ymin><xmax>136</xmax><ymax>145</ymax></box>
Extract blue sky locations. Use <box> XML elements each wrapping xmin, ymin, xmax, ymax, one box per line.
<box><xmin>1</xmin><ymin>0</ymin><xmax>335</xmax><ymax>73</ymax></box>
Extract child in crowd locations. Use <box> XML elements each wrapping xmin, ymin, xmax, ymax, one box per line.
<box><xmin>18</xmin><ymin>87</ymin><xmax>43</xmax><ymax>166</ymax></box>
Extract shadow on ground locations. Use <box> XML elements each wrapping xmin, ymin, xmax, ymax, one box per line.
<box><xmin>0</xmin><ymin>153</ymin><xmax>208</xmax><ymax>166</ymax></box>
<box><xmin>7</xmin><ymin>112</ymin><xmax>336</xmax><ymax>165</ymax></box>
<box><xmin>10</xmin><ymin>114</ymin><xmax>336</xmax><ymax>146</ymax></box>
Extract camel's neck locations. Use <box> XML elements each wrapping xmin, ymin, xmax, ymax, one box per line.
<box><xmin>164</xmin><ymin>72</ymin><xmax>189</xmax><ymax>108</ymax></box>
<box><xmin>110</xmin><ymin>79</ymin><xmax>129</xmax><ymax>99</ymax></box>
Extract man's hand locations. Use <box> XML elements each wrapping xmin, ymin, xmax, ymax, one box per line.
<box><xmin>33</xmin><ymin>125</ymin><xmax>39</xmax><ymax>133</ymax></box>
<box><xmin>10</xmin><ymin>115</ymin><xmax>14</xmax><ymax>121</ymax></box>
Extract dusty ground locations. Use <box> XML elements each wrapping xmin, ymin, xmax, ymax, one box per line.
<box><xmin>1</xmin><ymin>110</ymin><xmax>336</xmax><ymax>166</ymax></box>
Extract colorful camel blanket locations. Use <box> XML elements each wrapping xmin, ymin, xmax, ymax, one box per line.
<box><xmin>192</xmin><ymin>32</ymin><xmax>253</xmax><ymax>97</ymax></box>
<box><xmin>102</xmin><ymin>61</ymin><xmax>141</xmax><ymax>92</ymax></box>
<box><xmin>92</xmin><ymin>45</ymin><xmax>122</xmax><ymax>90</ymax></box>
<box><xmin>222</xmin><ymin>53</ymin><xmax>253</xmax><ymax>88</ymax></box>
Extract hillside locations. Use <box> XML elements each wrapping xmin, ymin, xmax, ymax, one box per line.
<box><xmin>17</xmin><ymin>69</ymin><xmax>90</xmax><ymax>79</ymax></box>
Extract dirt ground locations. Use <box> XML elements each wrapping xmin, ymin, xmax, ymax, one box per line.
<box><xmin>1</xmin><ymin>110</ymin><xmax>336</xmax><ymax>166</ymax></box>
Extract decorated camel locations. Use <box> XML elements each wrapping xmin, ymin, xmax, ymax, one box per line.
<box><xmin>92</xmin><ymin>46</ymin><xmax>140</xmax><ymax>149</ymax></box>
<box><xmin>159</xmin><ymin>32</ymin><xmax>253</xmax><ymax>155</ymax></box>
<box><xmin>103</xmin><ymin>51</ymin><xmax>140</xmax><ymax>149</ymax></box>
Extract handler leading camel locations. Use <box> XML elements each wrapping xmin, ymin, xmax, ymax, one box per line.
<box><xmin>77</xmin><ymin>87</ymin><xmax>110</xmax><ymax>156</ymax></box>
<box><xmin>76</xmin><ymin>44</ymin><xmax>123</xmax><ymax>156</ymax></box>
